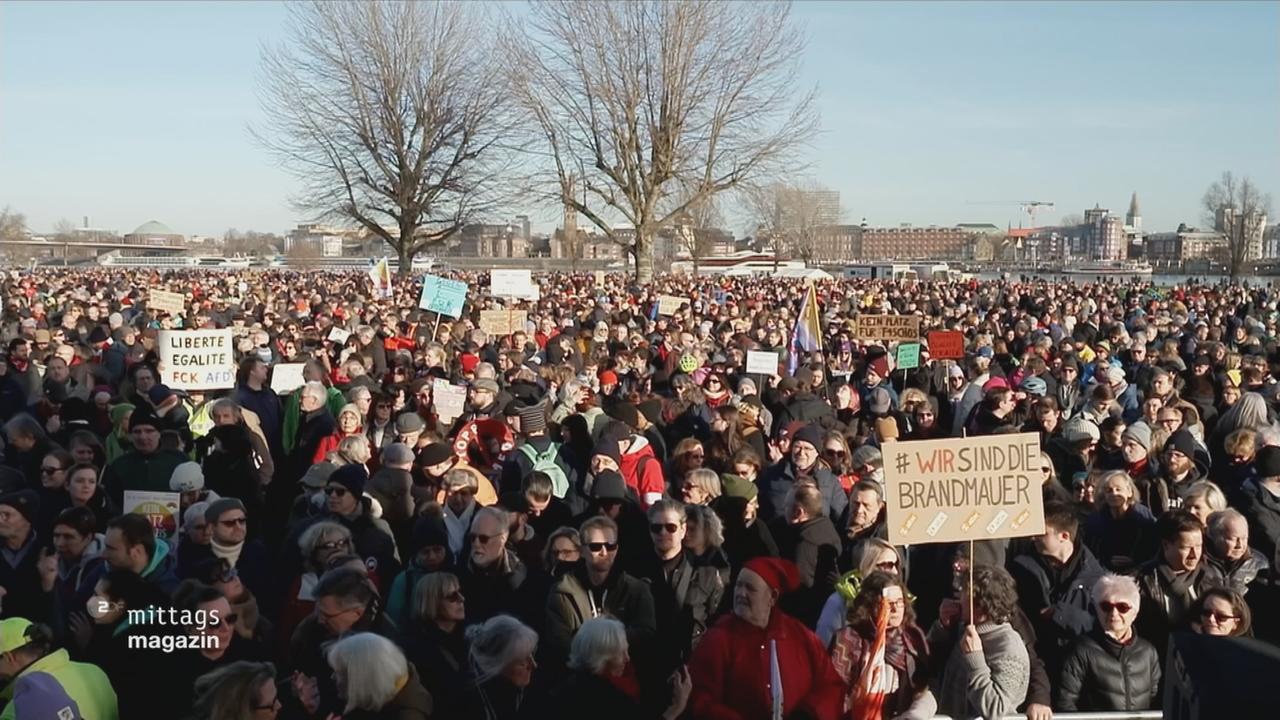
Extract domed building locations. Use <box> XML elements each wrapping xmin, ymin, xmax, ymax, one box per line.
<box><xmin>124</xmin><ymin>220</ymin><xmax>184</xmax><ymax>247</ymax></box>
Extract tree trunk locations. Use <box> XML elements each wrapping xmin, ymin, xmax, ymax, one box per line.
<box><xmin>634</xmin><ymin>229</ymin><xmax>654</xmax><ymax>283</ymax></box>
<box><xmin>396</xmin><ymin>235</ymin><xmax>415</xmax><ymax>281</ymax></box>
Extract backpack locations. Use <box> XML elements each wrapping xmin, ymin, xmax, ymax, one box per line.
<box><xmin>518</xmin><ymin>441</ymin><xmax>570</xmax><ymax>498</ymax></box>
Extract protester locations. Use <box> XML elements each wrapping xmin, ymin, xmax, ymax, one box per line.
<box><xmin>1055</xmin><ymin>574</ymin><xmax>1161</xmax><ymax>712</ymax></box>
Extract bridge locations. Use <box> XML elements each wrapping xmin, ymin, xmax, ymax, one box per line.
<box><xmin>0</xmin><ymin>239</ymin><xmax>187</xmax><ymax>254</ymax></box>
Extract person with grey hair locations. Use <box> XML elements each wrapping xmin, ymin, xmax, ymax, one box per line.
<box><xmin>683</xmin><ymin>503</ymin><xmax>729</xmax><ymax>584</ymax></box>
<box><xmin>458</xmin><ymin>505</ymin><xmax>535</xmax><ymax>625</ymax></box>
<box><xmin>369</xmin><ymin>442</ymin><xmax>418</xmax><ymax>557</ymax></box>
<box><xmin>1056</xmin><ymin>574</ymin><xmax>1160</xmax><ymax>711</ymax></box>
<box><xmin>347</xmin><ymin>384</ymin><xmax>373</xmax><ymax>418</ymax></box>
<box><xmin>1205</xmin><ymin>508</ymin><xmax>1271</xmax><ymax>594</ymax></box>
<box><xmin>551</xmin><ymin>616</ymin><xmax>692</xmax><ymax>720</ymax></box>
<box><xmin>779</xmin><ymin>482</ymin><xmax>841</xmax><ymax>624</ymax></box>
<box><xmin>282</xmin><ymin>381</ymin><xmax>337</xmax><ymax>489</ymax></box>
<box><xmin>461</xmin><ymin>614</ymin><xmax>540</xmax><ymax>720</ymax></box>
<box><xmin>327</xmin><ymin>632</ymin><xmax>432</xmax><ymax>719</ymax></box>
<box><xmin>3</xmin><ymin>412</ymin><xmax>53</xmax><ymax>488</ymax></box>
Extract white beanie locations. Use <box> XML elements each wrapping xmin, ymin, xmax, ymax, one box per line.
<box><xmin>169</xmin><ymin>461</ymin><xmax>205</xmax><ymax>492</ymax></box>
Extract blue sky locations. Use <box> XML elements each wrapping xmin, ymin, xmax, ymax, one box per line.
<box><xmin>1</xmin><ymin>1</ymin><xmax>1276</xmax><ymax>238</ymax></box>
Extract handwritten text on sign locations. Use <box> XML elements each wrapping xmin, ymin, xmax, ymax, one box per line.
<box><xmin>856</xmin><ymin>314</ymin><xmax>921</xmax><ymax>342</ymax></box>
<box><xmin>419</xmin><ymin>275</ymin><xmax>469</xmax><ymax>318</ymax></box>
<box><xmin>478</xmin><ymin>310</ymin><xmax>527</xmax><ymax>337</ymax></box>
<box><xmin>158</xmin><ymin>329</ymin><xmax>235</xmax><ymax>390</ymax></box>
<box><xmin>927</xmin><ymin>330</ymin><xmax>965</xmax><ymax>360</ymax></box>
<box><xmin>883</xmin><ymin>433</ymin><xmax>1044</xmax><ymax>545</ymax></box>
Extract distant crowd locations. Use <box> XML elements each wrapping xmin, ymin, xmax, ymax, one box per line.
<box><xmin>0</xmin><ymin>266</ymin><xmax>1277</xmax><ymax>720</ymax></box>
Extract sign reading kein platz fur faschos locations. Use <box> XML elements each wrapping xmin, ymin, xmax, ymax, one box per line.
<box><xmin>883</xmin><ymin>433</ymin><xmax>1045</xmax><ymax>545</ymax></box>
<box><xmin>855</xmin><ymin>314</ymin><xmax>920</xmax><ymax>342</ymax></box>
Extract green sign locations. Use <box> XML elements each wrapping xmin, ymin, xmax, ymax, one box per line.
<box><xmin>896</xmin><ymin>342</ymin><xmax>921</xmax><ymax>370</ymax></box>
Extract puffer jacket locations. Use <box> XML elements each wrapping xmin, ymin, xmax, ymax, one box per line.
<box><xmin>1055</xmin><ymin>628</ymin><xmax>1161</xmax><ymax>711</ymax></box>
<box><xmin>1208</xmin><ymin>548</ymin><xmax>1271</xmax><ymax>595</ymax></box>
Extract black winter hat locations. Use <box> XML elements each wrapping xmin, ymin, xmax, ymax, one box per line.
<box><xmin>1255</xmin><ymin>446</ymin><xmax>1280</xmax><ymax>478</ymax></box>
<box><xmin>330</xmin><ymin>463</ymin><xmax>368</xmax><ymax>497</ymax></box>
<box><xmin>128</xmin><ymin>407</ymin><xmax>161</xmax><ymax>432</ymax></box>
<box><xmin>0</xmin><ymin>489</ymin><xmax>39</xmax><ymax>526</ymax></box>
<box><xmin>411</xmin><ymin>513</ymin><xmax>450</xmax><ymax>553</ymax></box>
<box><xmin>1163</xmin><ymin>429</ymin><xmax>1198</xmax><ymax>461</ymax></box>
<box><xmin>591</xmin><ymin>438</ymin><xmax>622</xmax><ymax>465</ymax></box>
<box><xmin>418</xmin><ymin>442</ymin><xmax>454</xmax><ymax>468</ymax></box>
<box><xmin>791</xmin><ymin>424</ymin><xmax>825</xmax><ymax>451</ymax></box>
<box><xmin>591</xmin><ymin>470</ymin><xmax>627</xmax><ymax>501</ymax></box>
<box><xmin>607</xmin><ymin>403</ymin><xmax>642</xmax><ymax>432</ymax></box>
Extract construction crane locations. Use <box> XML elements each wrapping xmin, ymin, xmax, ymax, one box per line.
<box><xmin>966</xmin><ymin>200</ymin><xmax>1055</xmax><ymax>228</ymax></box>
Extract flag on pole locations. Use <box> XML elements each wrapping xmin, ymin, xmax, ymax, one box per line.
<box><xmin>788</xmin><ymin>283</ymin><xmax>823</xmax><ymax>375</ymax></box>
<box><xmin>848</xmin><ymin>596</ymin><xmax>890</xmax><ymax>720</ymax></box>
<box><xmin>368</xmin><ymin>258</ymin><xmax>393</xmax><ymax>299</ymax></box>
<box><xmin>769</xmin><ymin>639</ymin><xmax>784</xmax><ymax>720</ymax></box>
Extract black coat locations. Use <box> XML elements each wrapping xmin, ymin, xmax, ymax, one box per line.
<box><xmin>284</xmin><ymin>407</ymin><xmax>336</xmax><ymax>485</ymax></box>
<box><xmin>1055</xmin><ymin>628</ymin><xmax>1161</xmax><ymax>711</ymax></box>
<box><xmin>1134</xmin><ymin>560</ymin><xmax>1224</xmax><ymax>653</ymax></box>
<box><xmin>774</xmin><ymin>516</ymin><xmax>841</xmax><ymax>626</ymax></box>
<box><xmin>770</xmin><ymin>391</ymin><xmax>835</xmax><ymax>436</ymax></box>
<box><xmin>1239</xmin><ymin>479</ymin><xmax>1280</xmax><ymax>563</ymax></box>
<box><xmin>637</xmin><ymin>550</ymin><xmax>725</xmax><ymax>673</ymax></box>
<box><xmin>457</xmin><ymin>550</ymin><xmax>537</xmax><ymax>627</ymax></box>
<box><xmin>549</xmin><ymin>670</ymin><xmax>657</xmax><ymax>720</ymax></box>
<box><xmin>406</xmin><ymin>623</ymin><xmax>468</xmax><ymax>719</ymax></box>
<box><xmin>543</xmin><ymin>562</ymin><xmax>657</xmax><ymax>671</ymax></box>
<box><xmin>1009</xmin><ymin>545</ymin><xmax>1106</xmax><ymax>672</ymax></box>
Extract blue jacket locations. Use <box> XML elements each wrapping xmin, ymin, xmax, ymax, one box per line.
<box><xmin>758</xmin><ymin>459</ymin><xmax>848</xmax><ymax>527</ymax></box>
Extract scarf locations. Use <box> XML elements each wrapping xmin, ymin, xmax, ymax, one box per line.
<box><xmin>211</xmin><ymin>538</ymin><xmax>244</xmax><ymax>566</ymax></box>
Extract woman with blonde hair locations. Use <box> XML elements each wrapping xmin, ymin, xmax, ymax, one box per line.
<box><xmin>680</xmin><ymin>468</ymin><xmax>722</xmax><ymax>507</ymax></box>
<box><xmin>816</xmin><ymin>539</ymin><xmax>905</xmax><ymax>647</ymax></box>
<box><xmin>313</xmin><ymin>403</ymin><xmax>365</xmax><ymax>463</ymax></box>
<box><xmin>1182</xmin><ymin>481</ymin><xmax>1227</xmax><ymax>525</ymax></box>
<box><xmin>1082</xmin><ymin>470</ymin><xmax>1156</xmax><ymax>573</ymax></box>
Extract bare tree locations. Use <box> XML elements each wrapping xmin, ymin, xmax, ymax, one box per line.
<box><xmin>223</xmin><ymin>229</ymin><xmax>283</xmax><ymax>258</ymax></box>
<box><xmin>664</xmin><ymin>193</ymin><xmax>724</xmax><ymax>274</ymax></box>
<box><xmin>745</xmin><ymin>180</ymin><xmax>837</xmax><ymax>265</ymax></box>
<box><xmin>506</xmin><ymin>0</ymin><xmax>818</xmax><ymax>283</ymax></box>
<box><xmin>255</xmin><ymin>1</ymin><xmax>513</xmax><ymax>278</ymax></box>
<box><xmin>1057</xmin><ymin>213</ymin><xmax>1084</xmax><ymax>229</ymax></box>
<box><xmin>1203</xmin><ymin>171</ymin><xmax>1272</xmax><ymax>280</ymax></box>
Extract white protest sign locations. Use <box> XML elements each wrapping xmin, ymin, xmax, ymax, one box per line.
<box><xmin>158</xmin><ymin>329</ymin><xmax>235</xmax><ymax>390</ymax></box>
<box><xmin>123</xmin><ymin>490</ymin><xmax>182</xmax><ymax>548</ymax></box>
<box><xmin>746</xmin><ymin>350</ymin><xmax>779</xmax><ymax>376</ymax></box>
<box><xmin>270</xmin><ymin>363</ymin><xmax>307</xmax><ymax>395</ymax></box>
<box><xmin>657</xmin><ymin>295</ymin><xmax>688</xmax><ymax>316</ymax></box>
<box><xmin>432</xmin><ymin>379</ymin><xmax>467</xmax><ymax>423</ymax></box>
<box><xmin>882</xmin><ymin>433</ymin><xmax>1045</xmax><ymax>546</ymax></box>
<box><xmin>490</xmin><ymin>269</ymin><xmax>538</xmax><ymax>300</ymax></box>
<box><xmin>149</xmin><ymin>290</ymin><xmax>186</xmax><ymax>317</ymax></box>
<box><xmin>327</xmin><ymin>327</ymin><xmax>351</xmax><ymax>345</ymax></box>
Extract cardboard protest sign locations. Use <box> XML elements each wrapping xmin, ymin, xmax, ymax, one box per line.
<box><xmin>270</xmin><ymin>363</ymin><xmax>307</xmax><ymax>395</ymax></box>
<box><xmin>149</xmin><ymin>290</ymin><xmax>186</xmax><ymax>317</ymax></box>
<box><xmin>746</xmin><ymin>350</ymin><xmax>779</xmax><ymax>376</ymax></box>
<box><xmin>657</xmin><ymin>295</ymin><xmax>688</xmax><ymax>316</ymax></box>
<box><xmin>883</xmin><ymin>433</ymin><xmax>1045</xmax><ymax>545</ymax></box>
<box><xmin>419</xmin><ymin>275</ymin><xmax>468</xmax><ymax>318</ymax></box>
<box><xmin>478</xmin><ymin>310</ymin><xmax>527</xmax><ymax>337</ymax></box>
<box><xmin>489</xmin><ymin>269</ymin><xmax>538</xmax><ymax>300</ymax></box>
<box><xmin>928</xmin><ymin>330</ymin><xmax>965</xmax><ymax>360</ymax></box>
<box><xmin>123</xmin><ymin>491</ymin><xmax>181</xmax><ymax>548</ymax></box>
<box><xmin>855</xmin><ymin>314</ymin><xmax>921</xmax><ymax>342</ymax></box>
<box><xmin>896</xmin><ymin>343</ymin><xmax>921</xmax><ymax>370</ymax></box>
<box><xmin>593</xmin><ymin>270</ymin><xmax>606</xmax><ymax>286</ymax></box>
<box><xmin>158</xmin><ymin>329</ymin><xmax>234</xmax><ymax>390</ymax></box>
<box><xmin>432</xmin><ymin>379</ymin><xmax>467</xmax><ymax>423</ymax></box>
<box><xmin>327</xmin><ymin>327</ymin><xmax>351</xmax><ymax>345</ymax></box>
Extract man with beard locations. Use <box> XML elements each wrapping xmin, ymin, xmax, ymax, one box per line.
<box><xmin>457</xmin><ymin>506</ymin><xmax>535</xmax><ymax>626</ymax></box>
<box><xmin>1158</xmin><ymin>430</ymin><xmax>1203</xmax><ymax>513</ymax></box>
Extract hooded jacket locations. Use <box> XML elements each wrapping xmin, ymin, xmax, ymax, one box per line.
<box><xmin>0</xmin><ymin>648</ymin><xmax>119</xmax><ymax>720</ymax></box>
<box><xmin>618</xmin><ymin>434</ymin><xmax>664</xmax><ymax>508</ymax></box>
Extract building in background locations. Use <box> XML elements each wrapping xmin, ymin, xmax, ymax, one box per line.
<box><xmin>1124</xmin><ymin>192</ymin><xmax>1144</xmax><ymax>258</ymax></box>
<box><xmin>446</xmin><ymin>222</ymin><xmax>529</xmax><ymax>258</ymax></box>
<box><xmin>859</xmin><ymin>224</ymin><xmax>981</xmax><ymax>260</ymax></box>
<box><xmin>1145</xmin><ymin>225</ymin><xmax>1228</xmax><ymax>265</ymax></box>
<box><xmin>1215</xmin><ymin>206</ymin><xmax>1268</xmax><ymax>261</ymax></box>
<box><xmin>124</xmin><ymin>220</ymin><xmax>184</xmax><ymax>247</ymax></box>
<box><xmin>774</xmin><ymin>189</ymin><xmax>840</xmax><ymax>230</ymax></box>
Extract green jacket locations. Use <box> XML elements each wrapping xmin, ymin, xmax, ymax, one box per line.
<box><xmin>283</xmin><ymin>385</ymin><xmax>346</xmax><ymax>453</ymax></box>
<box><xmin>0</xmin><ymin>648</ymin><xmax>119</xmax><ymax>720</ymax></box>
<box><xmin>101</xmin><ymin>448</ymin><xmax>188</xmax><ymax>508</ymax></box>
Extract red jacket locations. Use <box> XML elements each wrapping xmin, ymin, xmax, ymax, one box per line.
<box><xmin>690</xmin><ymin>609</ymin><xmax>844</xmax><ymax>720</ymax></box>
<box><xmin>618</xmin><ymin>436</ymin><xmax>665</xmax><ymax>509</ymax></box>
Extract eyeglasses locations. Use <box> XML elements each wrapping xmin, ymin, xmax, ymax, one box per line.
<box><xmin>1200</xmin><ymin>608</ymin><xmax>1239</xmax><ymax>623</ymax></box>
<box><xmin>252</xmin><ymin>696</ymin><xmax>282</xmax><ymax>711</ymax></box>
<box><xmin>1098</xmin><ymin>601</ymin><xmax>1133</xmax><ymax>615</ymax></box>
<box><xmin>324</xmin><ymin>486</ymin><xmax>348</xmax><ymax>496</ymax></box>
<box><xmin>875</xmin><ymin>560</ymin><xmax>900</xmax><ymax>571</ymax></box>
<box><xmin>472</xmin><ymin>533</ymin><xmax>503</xmax><ymax>545</ymax></box>
<box><xmin>586</xmin><ymin>541</ymin><xmax>619</xmax><ymax>553</ymax></box>
<box><xmin>823</xmin><ymin>449</ymin><xmax>846</xmax><ymax>458</ymax></box>
<box><xmin>317</xmin><ymin>539</ymin><xmax>351</xmax><ymax>551</ymax></box>
<box><xmin>444</xmin><ymin>591</ymin><xmax>465</xmax><ymax>604</ymax></box>
<box><xmin>218</xmin><ymin>517</ymin><xmax>248</xmax><ymax>527</ymax></box>
<box><xmin>649</xmin><ymin>522</ymin><xmax>681</xmax><ymax>535</ymax></box>
<box><xmin>205</xmin><ymin>613</ymin><xmax>239</xmax><ymax>630</ymax></box>
<box><xmin>40</xmin><ymin>466</ymin><xmax>63</xmax><ymax>474</ymax></box>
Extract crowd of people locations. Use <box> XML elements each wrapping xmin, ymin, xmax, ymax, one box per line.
<box><xmin>0</xmin><ymin>265</ymin><xmax>1278</xmax><ymax>720</ymax></box>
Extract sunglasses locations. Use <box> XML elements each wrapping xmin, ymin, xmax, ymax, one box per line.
<box><xmin>824</xmin><ymin>449</ymin><xmax>846</xmax><ymax>458</ymax></box>
<box><xmin>1098</xmin><ymin>601</ymin><xmax>1133</xmax><ymax>615</ymax></box>
<box><xmin>317</xmin><ymin>539</ymin><xmax>351</xmax><ymax>551</ymax></box>
<box><xmin>472</xmin><ymin>533</ymin><xmax>503</xmax><ymax>544</ymax></box>
<box><xmin>206</xmin><ymin>613</ymin><xmax>239</xmax><ymax>629</ymax></box>
<box><xmin>40</xmin><ymin>466</ymin><xmax>63</xmax><ymax>474</ymax></box>
<box><xmin>1200</xmin><ymin>608</ymin><xmax>1239</xmax><ymax>623</ymax></box>
<box><xmin>587</xmin><ymin>541</ymin><xmax>619</xmax><ymax>553</ymax></box>
<box><xmin>649</xmin><ymin>522</ymin><xmax>681</xmax><ymax>535</ymax></box>
<box><xmin>324</xmin><ymin>486</ymin><xmax>348</xmax><ymax>496</ymax></box>
<box><xmin>218</xmin><ymin>517</ymin><xmax>248</xmax><ymax>527</ymax></box>
<box><xmin>875</xmin><ymin>560</ymin><xmax>900</xmax><ymax>571</ymax></box>
<box><xmin>444</xmin><ymin>591</ymin><xmax>464</xmax><ymax>604</ymax></box>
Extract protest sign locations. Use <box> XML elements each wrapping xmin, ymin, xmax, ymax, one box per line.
<box><xmin>479</xmin><ymin>310</ymin><xmax>527</xmax><ymax>337</ymax></box>
<box><xmin>419</xmin><ymin>275</ymin><xmax>468</xmax><ymax>318</ymax></box>
<box><xmin>490</xmin><ymin>269</ymin><xmax>538</xmax><ymax>300</ymax></box>
<box><xmin>123</xmin><ymin>490</ymin><xmax>181</xmax><ymax>548</ymax></box>
<box><xmin>432</xmin><ymin>379</ymin><xmax>467</xmax><ymax>423</ymax></box>
<box><xmin>657</xmin><ymin>295</ymin><xmax>688</xmax><ymax>316</ymax></box>
<box><xmin>855</xmin><ymin>314</ymin><xmax>921</xmax><ymax>342</ymax></box>
<box><xmin>928</xmin><ymin>330</ymin><xmax>965</xmax><ymax>360</ymax></box>
<box><xmin>896</xmin><ymin>343</ymin><xmax>921</xmax><ymax>370</ymax></box>
<box><xmin>368</xmin><ymin>258</ymin><xmax>394</xmax><ymax>299</ymax></box>
<box><xmin>882</xmin><ymin>433</ymin><xmax>1045</xmax><ymax>545</ymax></box>
<box><xmin>158</xmin><ymin>329</ymin><xmax>234</xmax><ymax>390</ymax></box>
<box><xmin>746</xmin><ymin>350</ymin><xmax>779</xmax><ymax>376</ymax></box>
<box><xmin>270</xmin><ymin>363</ymin><xmax>307</xmax><ymax>395</ymax></box>
<box><xmin>149</xmin><ymin>290</ymin><xmax>186</xmax><ymax>317</ymax></box>
<box><xmin>593</xmin><ymin>270</ymin><xmax>606</xmax><ymax>286</ymax></box>
<box><xmin>327</xmin><ymin>327</ymin><xmax>351</xmax><ymax>345</ymax></box>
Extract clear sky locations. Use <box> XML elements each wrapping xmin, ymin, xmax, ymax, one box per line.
<box><xmin>1</xmin><ymin>1</ymin><xmax>1276</xmax><ymax>238</ymax></box>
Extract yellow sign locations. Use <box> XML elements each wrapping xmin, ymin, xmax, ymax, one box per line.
<box><xmin>856</xmin><ymin>314</ymin><xmax>921</xmax><ymax>343</ymax></box>
<box><xmin>149</xmin><ymin>290</ymin><xmax>186</xmax><ymax>317</ymax></box>
<box><xmin>883</xmin><ymin>433</ymin><xmax>1045</xmax><ymax>545</ymax></box>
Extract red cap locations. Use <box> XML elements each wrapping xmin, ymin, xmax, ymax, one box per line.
<box><xmin>982</xmin><ymin>376</ymin><xmax>1010</xmax><ymax>392</ymax></box>
<box><xmin>743</xmin><ymin>558</ymin><xmax>801</xmax><ymax>594</ymax></box>
<box><xmin>460</xmin><ymin>353</ymin><xmax>480</xmax><ymax>374</ymax></box>
<box><xmin>599</xmin><ymin>370</ymin><xmax>619</xmax><ymax>386</ymax></box>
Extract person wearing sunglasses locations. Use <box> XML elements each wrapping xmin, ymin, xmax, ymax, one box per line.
<box><xmin>458</xmin><ymin>506</ymin><xmax>531</xmax><ymax>625</ymax></box>
<box><xmin>544</xmin><ymin>515</ymin><xmax>656</xmax><ymax>671</ymax></box>
<box><xmin>1009</xmin><ymin>502</ymin><xmax>1106</xmax><ymax>676</ymax></box>
<box><xmin>639</xmin><ymin>499</ymin><xmax>724</xmax><ymax>662</ymax></box>
<box><xmin>181</xmin><ymin>498</ymin><xmax>272</xmax><ymax>604</ymax></box>
<box><xmin>403</xmin><ymin>571</ymin><xmax>468</xmax><ymax>717</ymax></box>
<box><xmin>1188</xmin><ymin>586</ymin><xmax>1252</xmax><ymax>638</ymax></box>
<box><xmin>1056</xmin><ymin>574</ymin><xmax>1160</xmax><ymax>712</ymax></box>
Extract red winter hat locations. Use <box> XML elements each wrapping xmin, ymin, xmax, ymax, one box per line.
<box><xmin>599</xmin><ymin>370</ymin><xmax>619</xmax><ymax>386</ymax></box>
<box><xmin>868</xmin><ymin>355</ymin><xmax>890</xmax><ymax>378</ymax></box>
<box><xmin>982</xmin><ymin>376</ymin><xmax>1010</xmax><ymax>392</ymax></box>
<box><xmin>743</xmin><ymin>557</ymin><xmax>801</xmax><ymax>595</ymax></box>
<box><xmin>460</xmin><ymin>353</ymin><xmax>480</xmax><ymax>374</ymax></box>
